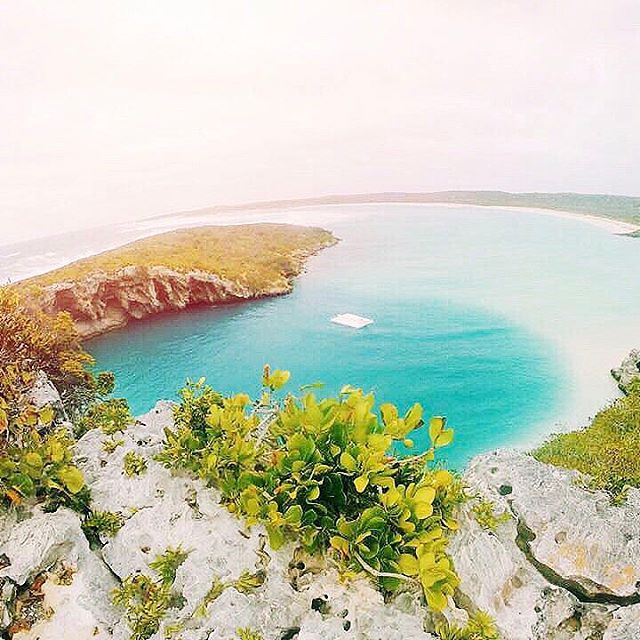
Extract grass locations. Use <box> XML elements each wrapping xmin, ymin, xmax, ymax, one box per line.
<box><xmin>20</xmin><ymin>224</ymin><xmax>336</xmax><ymax>293</ymax></box>
<box><xmin>534</xmin><ymin>385</ymin><xmax>640</xmax><ymax>499</ymax></box>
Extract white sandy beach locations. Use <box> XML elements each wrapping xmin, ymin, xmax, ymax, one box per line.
<box><xmin>3</xmin><ymin>200</ymin><xmax>638</xmax><ymax>285</ymax></box>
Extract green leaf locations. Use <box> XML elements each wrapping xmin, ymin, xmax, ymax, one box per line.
<box><xmin>404</xmin><ymin>403</ymin><xmax>423</xmax><ymax>429</ymax></box>
<box><xmin>340</xmin><ymin>452</ymin><xmax>358</xmax><ymax>472</ymax></box>
<box><xmin>354</xmin><ymin>475</ymin><xmax>369</xmax><ymax>493</ymax></box>
<box><xmin>58</xmin><ymin>466</ymin><xmax>85</xmax><ymax>494</ymax></box>
<box><xmin>10</xmin><ymin>472</ymin><xmax>36</xmax><ymax>497</ymax></box>
<box><xmin>284</xmin><ymin>505</ymin><xmax>303</xmax><ymax>525</ymax></box>
<box><xmin>435</xmin><ymin>429</ymin><xmax>454</xmax><ymax>448</ymax></box>
<box><xmin>429</xmin><ymin>416</ymin><xmax>446</xmax><ymax>443</ymax></box>
<box><xmin>397</xmin><ymin>553</ymin><xmax>419</xmax><ymax>576</ymax></box>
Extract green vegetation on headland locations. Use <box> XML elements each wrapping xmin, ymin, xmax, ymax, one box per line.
<box><xmin>16</xmin><ymin>223</ymin><xmax>337</xmax><ymax>339</ymax></box>
<box><xmin>168</xmin><ymin>191</ymin><xmax>640</xmax><ymax>229</ymax></box>
<box><xmin>20</xmin><ymin>223</ymin><xmax>336</xmax><ymax>291</ymax></box>
<box><xmin>534</xmin><ymin>380</ymin><xmax>640</xmax><ymax>499</ymax></box>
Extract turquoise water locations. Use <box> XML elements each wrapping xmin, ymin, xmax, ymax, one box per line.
<box><xmin>88</xmin><ymin>205</ymin><xmax>640</xmax><ymax>469</ymax></box>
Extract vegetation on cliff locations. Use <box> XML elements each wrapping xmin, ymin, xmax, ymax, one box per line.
<box><xmin>0</xmin><ymin>288</ymin><xmax>120</xmax><ymax>510</ymax></box>
<box><xmin>20</xmin><ymin>223</ymin><xmax>336</xmax><ymax>292</ymax></box>
<box><xmin>157</xmin><ymin>367</ymin><xmax>465</xmax><ymax>611</ymax></box>
<box><xmin>534</xmin><ymin>380</ymin><xmax>640</xmax><ymax>499</ymax></box>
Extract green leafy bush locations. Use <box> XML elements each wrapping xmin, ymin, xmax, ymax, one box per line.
<box><xmin>123</xmin><ymin>451</ymin><xmax>147</xmax><ymax>477</ymax></box>
<box><xmin>75</xmin><ymin>398</ymin><xmax>132</xmax><ymax>437</ymax></box>
<box><xmin>113</xmin><ymin>546</ymin><xmax>189</xmax><ymax>640</ymax></box>
<box><xmin>82</xmin><ymin>510</ymin><xmax>124</xmax><ymax>544</ymax></box>
<box><xmin>534</xmin><ymin>386</ymin><xmax>640</xmax><ymax>499</ymax></box>
<box><xmin>471</xmin><ymin>498</ymin><xmax>511</xmax><ymax>532</ymax></box>
<box><xmin>0</xmin><ymin>391</ymin><xmax>86</xmax><ymax>509</ymax></box>
<box><xmin>436</xmin><ymin>610</ymin><xmax>500</xmax><ymax>640</ymax></box>
<box><xmin>157</xmin><ymin>367</ymin><xmax>464</xmax><ymax>611</ymax></box>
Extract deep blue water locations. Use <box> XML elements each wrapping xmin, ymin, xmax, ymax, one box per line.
<box><xmin>88</xmin><ymin>205</ymin><xmax>640</xmax><ymax>469</ymax></box>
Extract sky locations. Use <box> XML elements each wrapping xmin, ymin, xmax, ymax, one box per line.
<box><xmin>1</xmin><ymin>0</ymin><xmax>639</xmax><ymax>245</ymax></box>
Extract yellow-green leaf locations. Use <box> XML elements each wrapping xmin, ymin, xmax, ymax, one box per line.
<box><xmin>58</xmin><ymin>466</ymin><xmax>84</xmax><ymax>494</ymax></box>
<box><xmin>428</xmin><ymin>416</ymin><xmax>446</xmax><ymax>443</ymax></box>
<box><xmin>435</xmin><ymin>429</ymin><xmax>454</xmax><ymax>448</ymax></box>
<box><xmin>38</xmin><ymin>406</ymin><xmax>55</xmax><ymax>426</ymax></box>
<box><xmin>340</xmin><ymin>452</ymin><xmax>358</xmax><ymax>472</ymax></box>
<box><xmin>354</xmin><ymin>475</ymin><xmax>369</xmax><ymax>493</ymax></box>
<box><xmin>397</xmin><ymin>553</ymin><xmax>419</xmax><ymax>576</ymax></box>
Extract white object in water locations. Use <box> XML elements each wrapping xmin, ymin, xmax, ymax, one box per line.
<box><xmin>330</xmin><ymin>313</ymin><xmax>374</xmax><ymax>329</ymax></box>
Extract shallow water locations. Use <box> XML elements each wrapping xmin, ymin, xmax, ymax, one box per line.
<box><xmin>89</xmin><ymin>205</ymin><xmax>640</xmax><ymax>468</ymax></box>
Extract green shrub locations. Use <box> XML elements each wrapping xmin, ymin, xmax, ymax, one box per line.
<box><xmin>82</xmin><ymin>510</ymin><xmax>124</xmax><ymax>544</ymax></box>
<box><xmin>75</xmin><ymin>398</ymin><xmax>132</xmax><ymax>437</ymax></box>
<box><xmin>123</xmin><ymin>451</ymin><xmax>147</xmax><ymax>477</ymax></box>
<box><xmin>0</xmin><ymin>395</ymin><xmax>86</xmax><ymax>509</ymax></box>
<box><xmin>436</xmin><ymin>610</ymin><xmax>499</xmax><ymax>640</ymax></box>
<box><xmin>471</xmin><ymin>498</ymin><xmax>511</xmax><ymax>532</ymax></box>
<box><xmin>113</xmin><ymin>547</ymin><xmax>189</xmax><ymax>640</ymax></box>
<box><xmin>534</xmin><ymin>387</ymin><xmax>640</xmax><ymax>499</ymax></box>
<box><xmin>157</xmin><ymin>367</ymin><xmax>464</xmax><ymax>611</ymax></box>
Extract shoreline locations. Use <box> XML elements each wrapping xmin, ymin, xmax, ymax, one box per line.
<box><xmin>3</xmin><ymin>200</ymin><xmax>638</xmax><ymax>285</ymax></box>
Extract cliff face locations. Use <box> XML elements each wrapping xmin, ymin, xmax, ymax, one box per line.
<box><xmin>32</xmin><ymin>244</ymin><xmax>331</xmax><ymax>340</ymax></box>
<box><xmin>34</xmin><ymin>266</ymin><xmax>293</xmax><ymax>339</ymax></box>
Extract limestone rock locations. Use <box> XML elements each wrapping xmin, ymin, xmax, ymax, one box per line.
<box><xmin>76</xmin><ymin>401</ymin><xmax>437</xmax><ymax>640</ymax></box>
<box><xmin>611</xmin><ymin>349</ymin><xmax>640</xmax><ymax>394</ymax></box>
<box><xmin>0</xmin><ymin>508</ymin><xmax>118</xmax><ymax>639</ymax></box>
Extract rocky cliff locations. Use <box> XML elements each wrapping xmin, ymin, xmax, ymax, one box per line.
<box><xmin>3</xmin><ymin>392</ymin><xmax>640</xmax><ymax>640</ymax></box>
<box><xmin>611</xmin><ymin>350</ymin><xmax>640</xmax><ymax>394</ymax></box>
<box><xmin>29</xmin><ymin>243</ymin><xmax>334</xmax><ymax>340</ymax></box>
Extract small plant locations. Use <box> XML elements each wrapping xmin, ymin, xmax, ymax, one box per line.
<box><xmin>113</xmin><ymin>547</ymin><xmax>189</xmax><ymax>640</ymax></box>
<box><xmin>471</xmin><ymin>498</ymin><xmax>511</xmax><ymax>532</ymax></box>
<box><xmin>149</xmin><ymin>546</ymin><xmax>190</xmax><ymax>585</ymax></box>
<box><xmin>75</xmin><ymin>398</ymin><xmax>132</xmax><ymax>437</ymax></box>
<box><xmin>158</xmin><ymin>367</ymin><xmax>464</xmax><ymax>612</ymax></box>
<box><xmin>436</xmin><ymin>610</ymin><xmax>500</xmax><ymax>640</ymax></box>
<box><xmin>113</xmin><ymin>574</ymin><xmax>172</xmax><ymax>640</ymax></box>
<box><xmin>236</xmin><ymin>629</ymin><xmax>263</xmax><ymax>640</ymax></box>
<box><xmin>82</xmin><ymin>510</ymin><xmax>124</xmax><ymax>544</ymax></box>
<box><xmin>103</xmin><ymin>436</ymin><xmax>125</xmax><ymax>454</ymax></box>
<box><xmin>123</xmin><ymin>451</ymin><xmax>147</xmax><ymax>477</ymax></box>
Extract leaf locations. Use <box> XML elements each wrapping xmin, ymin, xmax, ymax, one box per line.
<box><xmin>58</xmin><ymin>466</ymin><xmax>85</xmax><ymax>494</ymax></box>
<box><xmin>284</xmin><ymin>505</ymin><xmax>303</xmax><ymax>525</ymax></box>
<box><xmin>340</xmin><ymin>452</ymin><xmax>358</xmax><ymax>472</ymax></box>
<box><xmin>10</xmin><ymin>472</ymin><xmax>35</xmax><ymax>497</ymax></box>
<box><xmin>404</xmin><ymin>403</ymin><xmax>423</xmax><ymax>429</ymax></box>
<box><xmin>428</xmin><ymin>417</ymin><xmax>446</xmax><ymax>443</ymax></box>
<box><xmin>38</xmin><ymin>406</ymin><xmax>55</xmax><ymax>426</ymax></box>
<box><xmin>425</xmin><ymin>587</ymin><xmax>448</xmax><ymax>611</ymax></box>
<box><xmin>329</xmin><ymin>535</ymin><xmax>350</xmax><ymax>555</ymax></box>
<box><xmin>414</xmin><ymin>502</ymin><xmax>434</xmax><ymax>519</ymax></box>
<box><xmin>49</xmin><ymin>440</ymin><xmax>65</xmax><ymax>463</ymax></box>
<box><xmin>266</xmin><ymin>525</ymin><xmax>285</xmax><ymax>550</ymax></box>
<box><xmin>0</xmin><ymin>409</ymin><xmax>7</xmax><ymax>434</ymax></box>
<box><xmin>354</xmin><ymin>475</ymin><xmax>369</xmax><ymax>493</ymax></box>
<box><xmin>397</xmin><ymin>553</ymin><xmax>419</xmax><ymax>576</ymax></box>
<box><xmin>379</xmin><ymin>403</ymin><xmax>398</xmax><ymax>426</ymax></box>
<box><xmin>435</xmin><ymin>429</ymin><xmax>454</xmax><ymax>448</ymax></box>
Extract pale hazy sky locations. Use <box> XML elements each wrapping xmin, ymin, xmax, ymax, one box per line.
<box><xmin>1</xmin><ymin>1</ymin><xmax>638</xmax><ymax>244</ymax></box>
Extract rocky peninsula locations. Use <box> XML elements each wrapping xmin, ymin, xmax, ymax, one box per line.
<box><xmin>18</xmin><ymin>224</ymin><xmax>336</xmax><ymax>339</ymax></box>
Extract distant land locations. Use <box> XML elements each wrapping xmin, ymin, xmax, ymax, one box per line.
<box><xmin>157</xmin><ymin>190</ymin><xmax>640</xmax><ymax>228</ymax></box>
